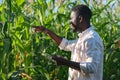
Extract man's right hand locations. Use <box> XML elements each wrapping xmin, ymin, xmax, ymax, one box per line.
<box><xmin>32</xmin><ymin>26</ymin><xmax>48</xmax><ymax>33</ymax></box>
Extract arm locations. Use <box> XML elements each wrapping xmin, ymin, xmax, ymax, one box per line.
<box><xmin>52</xmin><ymin>55</ymin><xmax>81</xmax><ymax>71</ymax></box>
<box><xmin>52</xmin><ymin>38</ymin><xmax>103</xmax><ymax>73</ymax></box>
<box><xmin>45</xmin><ymin>29</ymin><xmax>62</xmax><ymax>45</ymax></box>
<box><xmin>33</xmin><ymin>26</ymin><xmax>77</xmax><ymax>51</ymax></box>
<box><xmin>33</xmin><ymin>26</ymin><xmax>62</xmax><ymax>45</ymax></box>
<box><xmin>58</xmin><ymin>38</ymin><xmax>77</xmax><ymax>51</ymax></box>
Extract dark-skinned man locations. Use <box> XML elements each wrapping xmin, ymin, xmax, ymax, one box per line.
<box><xmin>33</xmin><ymin>4</ymin><xmax>104</xmax><ymax>80</ymax></box>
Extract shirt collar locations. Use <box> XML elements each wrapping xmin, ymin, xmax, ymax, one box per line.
<box><xmin>78</xmin><ymin>26</ymin><xmax>94</xmax><ymax>37</ymax></box>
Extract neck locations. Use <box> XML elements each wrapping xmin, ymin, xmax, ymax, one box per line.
<box><xmin>80</xmin><ymin>23</ymin><xmax>90</xmax><ymax>32</ymax></box>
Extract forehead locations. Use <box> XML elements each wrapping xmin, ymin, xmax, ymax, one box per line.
<box><xmin>70</xmin><ymin>11</ymin><xmax>77</xmax><ymax>18</ymax></box>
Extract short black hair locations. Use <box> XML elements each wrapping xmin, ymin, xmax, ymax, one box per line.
<box><xmin>71</xmin><ymin>4</ymin><xmax>92</xmax><ymax>21</ymax></box>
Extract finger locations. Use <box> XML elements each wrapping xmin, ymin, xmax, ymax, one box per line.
<box><xmin>33</xmin><ymin>25</ymin><xmax>44</xmax><ymax>28</ymax></box>
<box><xmin>32</xmin><ymin>27</ymin><xmax>42</xmax><ymax>32</ymax></box>
<box><xmin>51</xmin><ymin>57</ymin><xmax>59</xmax><ymax>65</ymax></box>
<box><xmin>52</xmin><ymin>56</ymin><xmax>57</xmax><ymax>60</ymax></box>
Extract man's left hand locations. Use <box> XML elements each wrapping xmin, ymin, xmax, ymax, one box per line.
<box><xmin>52</xmin><ymin>55</ymin><xmax>67</xmax><ymax>66</ymax></box>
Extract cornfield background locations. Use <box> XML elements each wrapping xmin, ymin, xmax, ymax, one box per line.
<box><xmin>0</xmin><ymin>0</ymin><xmax>120</xmax><ymax>80</ymax></box>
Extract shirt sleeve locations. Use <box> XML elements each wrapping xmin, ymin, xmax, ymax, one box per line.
<box><xmin>79</xmin><ymin>38</ymin><xmax>103</xmax><ymax>74</ymax></box>
<box><xmin>59</xmin><ymin>38</ymin><xmax>77</xmax><ymax>52</ymax></box>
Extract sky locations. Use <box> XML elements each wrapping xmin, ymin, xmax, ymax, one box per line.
<box><xmin>0</xmin><ymin>0</ymin><xmax>3</xmax><ymax>5</ymax></box>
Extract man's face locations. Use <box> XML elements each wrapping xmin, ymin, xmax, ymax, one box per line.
<box><xmin>70</xmin><ymin>11</ymin><xmax>79</xmax><ymax>32</ymax></box>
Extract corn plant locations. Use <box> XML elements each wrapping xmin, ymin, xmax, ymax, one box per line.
<box><xmin>0</xmin><ymin>0</ymin><xmax>120</xmax><ymax>80</ymax></box>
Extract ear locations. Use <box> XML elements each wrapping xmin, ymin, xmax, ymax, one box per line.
<box><xmin>79</xmin><ymin>16</ymin><xmax>83</xmax><ymax>23</ymax></box>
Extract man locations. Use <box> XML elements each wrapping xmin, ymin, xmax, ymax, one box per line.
<box><xmin>33</xmin><ymin>4</ymin><xmax>104</xmax><ymax>80</ymax></box>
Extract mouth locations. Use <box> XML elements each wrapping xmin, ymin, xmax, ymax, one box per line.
<box><xmin>70</xmin><ymin>22</ymin><xmax>75</xmax><ymax>28</ymax></box>
<box><xmin>69</xmin><ymin>22</ymin><xmax>78</xmax><ymax>32</ymax></box>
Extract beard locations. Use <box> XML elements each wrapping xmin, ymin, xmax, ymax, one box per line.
<box><xmin>70</xmin><ymin>22</ymin><xmax>79</xmax><ymax>32</ymax></box>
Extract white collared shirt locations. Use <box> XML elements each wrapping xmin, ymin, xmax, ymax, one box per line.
<box><xmin>59</xmin><ymin>27</ymin><xmax>104</xmax><ymax>80</ymax></box>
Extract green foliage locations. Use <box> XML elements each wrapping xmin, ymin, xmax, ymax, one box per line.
<box><xmin>0</xmin><ymin>0</ymin><xmax>120</xmax><ymax>80</ymax></box>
